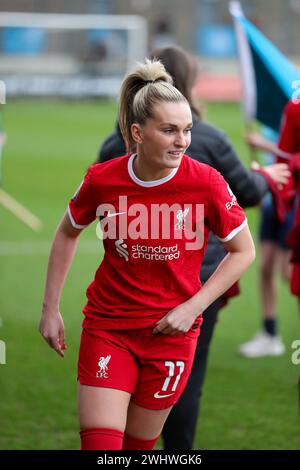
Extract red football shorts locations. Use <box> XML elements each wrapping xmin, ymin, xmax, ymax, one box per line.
<box><xmin>77</xmin><ymin>322</ymin><xmax>201</xmax><ymax>410</ymax></box>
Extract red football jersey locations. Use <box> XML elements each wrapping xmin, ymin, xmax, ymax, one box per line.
<box><xmin>278</xmin><ymin>100</ymin><xmax>300</xmax><ymax>154</ymax></box>
<box><xmin>278</xmin><ymin>101</ymin><xmax>300</xmax><ymax>207</ymax></box>
<box><xmin>68</xmin><ymin>154</ymin><xmax>247</xmax><ymax>329</ymax></box>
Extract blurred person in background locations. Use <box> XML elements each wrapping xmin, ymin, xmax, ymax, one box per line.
<box><xmin>240</xmin><ymin>98</ymin><xmax>300</xmax><ymax>356</ymax></box>
<box><xmin>97</xmin><ymin>45</ymin><xmax>290</xmax><ymax>449</ymax></box>
<box><xmin>242</xmin><ymin>99</ymin><xmax>300</xmax><ymax>325</ymax></box>
<box><xmin>288</xmin><ymin>154</ymin><xmax>300</xmax><ymax>305</ymax></box>
<box><xmin>151</xmin><ymin>17</ymin><xmax>175</xmax><ymax>50</ymax></box>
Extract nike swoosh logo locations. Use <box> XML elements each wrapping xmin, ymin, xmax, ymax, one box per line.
<box><xmin>107</xmin><ymin>211</ymin><xmax>127</xmax><ymax>218</ymax></box>
<box><xmin>154</xmin><ymin>391</ymin><xmax>175</xmax><ymax>399</ymax></box>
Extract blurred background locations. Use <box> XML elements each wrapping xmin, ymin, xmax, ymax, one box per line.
<box><xmin>1</xmin><ymin>0</ymin><xmax>300</xmax><ymax>100</ymax></box>
<box><xmin>0</xmin><ymin>0</ymin><xmax>299</xmax><ymax>450</ymax></box>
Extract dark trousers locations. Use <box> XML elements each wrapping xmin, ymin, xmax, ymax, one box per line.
<box><xmin>162</xmin><ymin>299</ymin><xmax>221</xmax><ymax>450</ymax></box>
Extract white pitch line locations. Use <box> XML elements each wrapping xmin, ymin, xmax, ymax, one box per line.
<box><xmin>0</xmin><ymin>189</ymin><xmax>43</xmax><ymax>232</ymax></box>
<box><xmin>0</xmin><ymin>240</ymin><xmax>103</xmax><ymax>256</ymax></box>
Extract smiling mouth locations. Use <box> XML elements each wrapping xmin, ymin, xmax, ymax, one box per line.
<box><xmin>167</xmin><ymin>151</ymin><xmax>183</xmax><ymax>156</ymax></box>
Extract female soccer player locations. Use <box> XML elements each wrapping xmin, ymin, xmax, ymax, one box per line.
<box><xmin>39</xmin><ymin>59</ymin><xmax>255</xmax><ymax>450</ymax></box>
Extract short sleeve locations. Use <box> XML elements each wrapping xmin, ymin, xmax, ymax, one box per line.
<box><xmin>207</xmin><ymin>168</ymin><xmax>247</xmax><ymax>242</ymax></box>
<box><xmin>68</xmin><ymin>167</ymin><xmax>98</xmax><ymax>229</ymax></box>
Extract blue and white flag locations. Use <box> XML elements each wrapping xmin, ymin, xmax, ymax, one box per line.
<box><xmin>229</xmin><ymin>1</ymin><xmax>300</xmax><ymax>132</ymax></box>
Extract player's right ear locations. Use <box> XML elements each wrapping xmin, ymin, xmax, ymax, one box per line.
<box><xmin>131</xmin><ymin>123</ymin><xmax>143</xmax><ymax>145</ymax></box>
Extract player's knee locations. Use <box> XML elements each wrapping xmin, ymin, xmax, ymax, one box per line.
<box><xmin>79</xmin><ymin>415</ymin><xmax>126</xmax><ymax>433</ymax></box>
<box><xmin>79</xmin><ymin>404</ymin><xmax>127</xmax><ymax>432</ymax></box>
<box><xmin>260</xmin><ymin>261</ymin><xmax>274</xmax><ymax>279</ymax></box>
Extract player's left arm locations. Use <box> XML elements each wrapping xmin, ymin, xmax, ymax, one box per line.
<box><xmin>153</xmin><ymin>225</ymin><xmax>255</xmax><ymax>335</ymax></box>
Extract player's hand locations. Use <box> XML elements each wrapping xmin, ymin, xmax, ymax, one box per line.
<box><xmin>246</xmin><ymin>132</ymin><xmax>267</xmax><ymax>150</ymax></box>
<box><xmin>153</xmin><ymin>302</ymin><xmax>198</xmax><ymax>336</ymax></box>
<box><xmin>262</xmin><ymin>163</ymin><xmax>291</xmax><ymax>188</ymax></box>
<box><xmin>39</xmin><ymin>309</ymin><xmax>67</xmax><ymax>357</ymax></box>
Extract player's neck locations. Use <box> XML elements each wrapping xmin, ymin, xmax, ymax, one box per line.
<box><xmin>133</xmin><ymin>154</ymin><xmax>173</xmax><ymax>182</ymax></box>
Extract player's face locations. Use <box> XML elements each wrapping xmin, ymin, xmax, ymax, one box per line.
<box><xmin>132</xmin><ymin>101</ymin><xmax>193</xmax><ymax>173</ymax></box>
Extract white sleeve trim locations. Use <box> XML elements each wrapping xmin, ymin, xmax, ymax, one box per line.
<box><xmin>67</xmin><ymin>205</ymin><xmax>89</xmax><ymax>230</ymax></box>
<box><xmin>217</xmin><ymin>218</ymin><xmax>248</xmax><ymax>242</ymax></box>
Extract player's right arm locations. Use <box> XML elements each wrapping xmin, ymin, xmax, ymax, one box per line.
<box><xmin>39</xmin><ymin>212</ymin><xmax>83</xmax><ymax>357</ymax></box>
<box><xmin>40</xmin><ymin>165</ymin><xmax>97</xmax><ymax>357</ymax></box>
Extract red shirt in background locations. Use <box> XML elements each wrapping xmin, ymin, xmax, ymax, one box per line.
<box><xmin>277</xmin><ymin>101</ymin><xmax>300</xmax><ymax>208</ymax></box>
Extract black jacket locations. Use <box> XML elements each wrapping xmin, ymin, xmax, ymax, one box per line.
<box><xmin>99</xmin><ymin>114</ymin><xmax>268</xmax><ymax>283</ymax></box>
